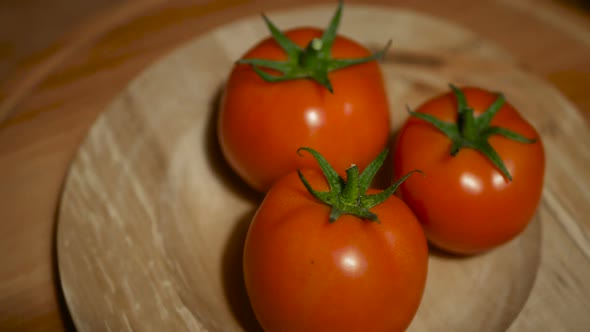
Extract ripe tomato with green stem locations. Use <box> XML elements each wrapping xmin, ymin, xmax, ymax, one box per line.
<box><xmin>218</xmin><ymin>1</ymin><xmax>391</xmax><ymax>192</ymax></box>
<box><xmin>243</xmin><ymin>147</ymin><xmax>428</xmax><ymax>332</ymax></box>
<box><xmin>393</xmin><ymin>85</ymin><xmax>545</xmax><ymax>255</ymax></box>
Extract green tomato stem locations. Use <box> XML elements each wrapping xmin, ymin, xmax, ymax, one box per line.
<box><xmin>409</xmin><ymin>84</ymin><xmax>537</xmax><ymax>181</ymax></box>
<box><xmin>460</xmin><ymin>109</ymin><xmax>478</xmax><ymax>142</ymax></box>
<box><xmin>341</xmin><ymin>166</ymin><xmax>361</xmax><ymax>205</ymax></box>
<box><xmin>237</xmin><ymin>1</ymin><xmax>390</xmax><ymax>93</ymax></box>
<box><xmin>297</xmin><ymin>147</ymin><xmax>419</xmax><ymax>223</ymax></box>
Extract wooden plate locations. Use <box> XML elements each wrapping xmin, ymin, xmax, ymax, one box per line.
<box><xmin>57</xmin><ymin>4</ymin><xmax>590</xmax><ymax>331</ymax></box>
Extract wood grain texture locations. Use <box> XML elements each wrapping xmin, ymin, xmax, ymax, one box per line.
<box><xmin>2</xmin><ymin>1</ymin><xmax>590</xmax><ymax>331</ymax></box>
<box><xmin>56</xmin><ymin>5</ymin><xmax>590</xmax><ymax>331</ymax></box>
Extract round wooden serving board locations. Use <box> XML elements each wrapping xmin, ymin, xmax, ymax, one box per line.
<box><xmin>57</xmin><ymin>4</ymin><xmax>590</xmax><ymax>332</ymax></box>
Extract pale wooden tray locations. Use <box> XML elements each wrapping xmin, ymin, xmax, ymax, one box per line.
<box><xmin>56</xmin><ymin>4</ymin><xmax>590</xmax><ymax>331</ymax></box>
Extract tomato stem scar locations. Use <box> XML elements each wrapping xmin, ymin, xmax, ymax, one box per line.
<box><xmin>297</xmin><ymin>147</ymin><xmax>420</xmax><ymax>223</ymax></box>
<box><xmin>237</xmin><ymin>0</ymin><xmax>391</xmax><ymax>93</ymax></box>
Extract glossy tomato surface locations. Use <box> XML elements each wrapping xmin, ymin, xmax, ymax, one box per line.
<box><xmin>243</xmin><ymin>170</ymin><xmax>428</xmax><ymax>332</ymax></box>
<box><xmin>393</xmin><ymin>87</ymin><xmax>545</xmax><ymax>254</ymax></box>
<box><xmin>218</xmin><ymin>28</ymin><xmax>390</xmax><ymax>192</ymax></box>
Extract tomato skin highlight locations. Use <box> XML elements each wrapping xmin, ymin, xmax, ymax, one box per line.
<box><xmin>218</xmin><ymin>28</ymin><xmax>390</xmax><ymax>192</ymax></box>
<box><xmin>393</xmin><ymin>87</ymin><xmax>545</xmax><ymax>254</ymax></box>
<box><xmin>243</xmin><ymin>170</ymin><xmax>428</xmax><ymax>332</ymax></box>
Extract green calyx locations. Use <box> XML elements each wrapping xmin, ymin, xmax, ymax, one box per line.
<box><xmin>238</xmin><ymin>1</ymin><xmax>391</xmax><ymax>93</ymax></box>
<box><xmin>409</xmin><ymin>84</ymin><xmax>536</xmax><ymax>181</ymax></box>
<box><xmin>297</xmin><ymin>147</ymin><xmax>420</xmax><ymax>223</ymax></box>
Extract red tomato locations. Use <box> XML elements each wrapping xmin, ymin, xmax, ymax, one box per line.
<box><xmin>243</xmin><ymin>169</ymin><xmax>428</xmax><ymax>332</ymax></box>
<box><xmin>393</xmin><ymin>86</ymin><xmax>545</xmax><ymax>254</ymax></box>
<box><xmin>218</xmin><ymin>27</ymin><xmax>390</xmax><ymax>192</ymax></box>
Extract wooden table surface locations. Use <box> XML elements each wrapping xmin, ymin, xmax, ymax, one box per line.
<box><xmin>1</xmin><ymin>0</ymin><xmax>589</xmax><ymax>331</ymax></box>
